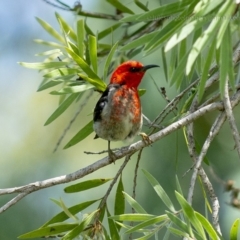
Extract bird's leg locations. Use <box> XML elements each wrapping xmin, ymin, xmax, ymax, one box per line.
<box><xmin>139</xmin><ymin>132</ymin><xmax>152</xmax><ymax>145</ymax></box>
<box><xmin>108</xmin><ymin>141</ymin><xmax>117</xmax><ymax>163</ymax></box>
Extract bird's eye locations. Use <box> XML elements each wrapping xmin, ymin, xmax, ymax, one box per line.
<box><xmin>129</xmin><ymin>67</ymin><xmax>140</xmax><ymax>72</ymax></box>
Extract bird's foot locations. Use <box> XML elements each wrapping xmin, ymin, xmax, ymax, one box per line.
<box><xmin>139</xmin><ymin>132</ymin><xmax>152</xmax><ymax>146</ymax></box>
<box><xmin>108</xmin><ymin>148</ymin><xmax>117</xmax><ymax>164</ymax></box>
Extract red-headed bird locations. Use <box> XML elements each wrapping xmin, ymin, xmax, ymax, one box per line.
<box><xmin>93</xmin><ymin>61</ymin><xmax>159</xmax><ymax>161</ymax></box>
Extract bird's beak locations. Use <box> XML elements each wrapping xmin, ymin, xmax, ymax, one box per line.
<box><xmin>142</xmin><ymin>64</ymin><xmax>160</xmax><ymax>72</ymax></box>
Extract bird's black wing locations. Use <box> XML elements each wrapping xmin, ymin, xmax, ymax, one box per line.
<box><xmin>93</xmin><ymin>84</ymin><xmax>120</xmax><ymax>122</ymax></box>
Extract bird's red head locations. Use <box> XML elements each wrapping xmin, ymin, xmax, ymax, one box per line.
<box><xmin>110</xmin><ymin>61</ymin><xmax>159</xmax><ymax>88</ymax></box>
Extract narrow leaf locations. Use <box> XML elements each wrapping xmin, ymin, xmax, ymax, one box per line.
<box><xmin>186</xmin><ymin>0</ymin><xmax>231</xmax><ymax>75</ymax></box>
<box><xmin>103</xmin><ymin>42</ymin><xmax>118</xmax><ymax>81</ymax></box>
<box><xmin>134</xmin><ymin>0</ymin><xmax>148</xmax><ymax>11</ymax></box>
<box><xmin>136</xmin><ymin>0</ymin><xmax>192</xmax><ymax>22</ymax></box>
<box><xmin>219</xmin><ymin>30</ymin><xmax>229</xmax><ymax>98</ymax></box>
<box><xmin>195</xmin><ymin>212</ymin><xmax>218</xmax><ymax>240</ymax></box>
<box><xmin>62</xmin><ymin>210</ymin><xmax>98</xmax><ymax>240</ymax></box>
<box><xmin>125</xmin><ymin>215</ymin><xmax>168</xmax><ymax>234</ymax></box>
<box><xmin>44</xmin><ymin>93</ymin><xmax>79</xmax><ymax>125</ymax></box>
<box><xmin>107</xmin><ymin>207</ymin><xmax>120</xmax><ymax>240</ymax></box>
<box><xmin>77</xmin><ymin>19</ymin><xmax>85</xmax><ymax>58</ymax></box>
<box><xmin>110</xmin><ymin>214</ymin><xmax>155</xmax><ymax>222</ymax></box>
<box><xmin>64</xmin><ymin>120</ymin><xmax>93</xmax><ymax>149</ymax></box>
<box><xmin>55</xmin><ymin>12</ymin><xmax>77</xmax><ymax>42</ymax></box>
<box><xmin>64</xmin><ymin>178</ymin><xmax>112</xmax><ymax>193</ymax></box>
<box><xmin>98</xmin><ymin>23</ymin><xmax>122</xmax><ymax>40</ymax></box>
<box><xmin>165</xmin><ymin>15</ymin><xmax>211</xmax><ymax>52</ymax></box>
<box><xmin>114</xmin><ymin>176</ymin><xmax>125</xmax><ymax>216</ymax></box>
<box><xmin>88</xmin><ymin>35</ymin><xmax>98</xmax><ymax>73</ymax></box>
<box><xmin>121</xmin><ymin>32</ymin><xmax>157</xmax><ymax>51</ymax></box>
<box><xmin>230</xmin><ymin>218</ymin><xmax>240</xmax><ymax>240</ymax></box>
<box><xmin>19</xmin><ymin>61</ymin><xmax>67</xmax><ymax>70</ymax></box>
<box><xmin>106</xmin><ymin>0</ymin><xmax>134</xmax><ymax>14</ymax></box>
<box><xmin>37</xmin><ymin>80</ymin><xmax>63</xmax><ymax>91</ymax></box>
<box><xmin>198</xmin><ymin>39</ymin><xmax>215</xmax><ymax>101</ymax></box>
<box><xmin>175</xmin><ymin>191</ymin><xmax>206</xmax><ymax>239</ymax></box>
<box><xmin>18</xmin><ymin>223</ymin><xmax>78</xmax><ymax>239</ymax></box>
<box><xmin>36</xmin><ymin>17</ymin><xmax>65</xmax><ymax>43</ymax></box>
<box><xmin>143</xmin><ymin>169</ymin><xmax>176</xmax><ymax>212</ymax></box>
<box><xmin>123</xmin><ymin>191</ymin><xmax>147</xmax><ymax>214</ymax></box>
<box><xmin>166</xmin><ymin>211</ymin><xmax>189</xmax><ymax>233</ymax></box>
<box><xmin>42</xmin><ymin>199</ymin><xmax>98</xmax><ymax>227</ymax></box>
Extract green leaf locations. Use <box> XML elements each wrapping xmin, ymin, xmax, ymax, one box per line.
<box><xmin>106</xmin><ymin>0</ymin><xmax>134</xmax><ymax>14</ymax></box>
<box><xmin>50</xmin><ymin>84</ymin><xmax>94</xmax><ymax>95</ymax></box>
<box><xmin>123</xmin><ymin>191</ymin><xmax>147</xmax><ymax>214</ymax></box>
<box><xmin>144</xmin><ymin>1</ymin><xmax>197</xmax><ymax>53</ymax></box>
<box><xmin>62</xmin><ymin>210</ymin><xmax>98</xmax><ymax>240</ymax></box>
<box><xmin>138</xmin><ymin>89</ymin><xmax>146</xmax><ymax>97</ymax></box>
<box><xmin>103</xmin><ymin>42</ymin><xmax>119</xmax><ymax>81</ymax></box>
<box><xmin>121</xmin><ymin>32</ymin><xmax>157</xmax><ymax>51</ymax></box>
<box><xmin>198</xmin><ymin>39</ymin><xmax>215</xmax><ymax>101</ymax></box>
<box><xmin>114</xmin><ymin>176</ymin><xmax>125</xmax><ymax>217</ymax></box>
<box><xmin>225</xmin><ymin>26</ymin><xmax>235</xmax><ymax>91</ymax></box>
<box><xmin>216</xmin><ymin>0</ymin><xmax>235</xmax><ymax>49</ymax></box>
<box><xmin>18</xmin><ymin>223</ymin><xmax>78</xmax><ymax>239</ymax></box>
<box><xmin>77</xmin><ymin>19</ymin><xmax>85</xmax><ymax>58</ymax></box>
<box><xmin>161</xmin><ymin>48</ymin><xmax>168</xmax><ymax>81</ymax></box>
<box><xmin>98</xmin><ymin>23</ymin><xmax>122</xmax><ymax>40</ymax></box>
<box><xmin>55</xmin><ymin>13</ymin><xmax>77</xmax><ymax>42</ymax></box>
<box><xmin>36</xmin><ymin>17</ymin><xmax>65</xmax><ymax>43</ymax></box>
<box><xmin>65</xmin><ymin>48</ymin><xmax>102</xmax><ymax>82</ymax></box>
<box><xmin>175</xmin><ymin>191</ymin><xmax>206</xmax><ymax>239</ymax></box>
<box><xmin>77</xmin><ymin>74</ymin><xmax>106</xmax><ymax>92</ymax></box>
<box><xmin>64</xmin><ymin>178</ymin><xmax>112</xmax><ymax>193</ymax></box>
<box><xmin>230</xmin><ymin>218</ymin><xmax>240</xmax><ymax>240</ymax></box>
<box><xmin>194</xmin><ymin>0</ymin><xmax>224</xmax><ymax>17</ymax></box>
<box><xmin>44</xmin><ymin>93</ymin><xmax>79</xmax><ymax>125</ymax></box>
<box><xmin>64</xmin><ymin>120</ymin><xmax>93</xmax><ymax>149</ymax></box>
<box><xmin>19</xmin><ymin>61</ymin><xmax>67</xmax><ymax>70</ymax></box>
<box><xmin>59</xmin><ymin>198</ymin><xmax>78</xmax><ymax>221</ymax></box>
<box><xmin>165</xmin><ymin>15</ymin><xmax>211</xmax><ymax>52</ymax></box>
<box><xmin>35</xmin><ymin>48</ymin><xmax>62</xmax><ymax>56</ymax></box>
<box><xmin>107</xmin><ymin>207</ymin><xmax>120</xmax><ymax>240</ymax></box>
<box><xmin>43</xmin><ymin>68</ymin><xmax>79</xmax><ymax>78</ymax></box>
<box><xmin>125</xmin><ymin>215</ymin><xmax>168</xmax><ymax>234</ymax></box>
<box><xmin>37</xmin><ymin>80</ymin><xmax>63</xmax><ymax>91</ymax></box>
<box><xmin>175</xmin><ymin>175</ymin><xmax>183</xmax><ymax>196</ymax></box>
<box><xmin>195</xmin><ymin>212</ymin><xmax>218</xmax><ymax>240</ymax></box>
<box><xmin>186</xmin><ymin>0</ymin><xmax>231</xmax><ymax>75</ymax></box>
<box><xmin>110</xmin><ymin>214</ymin><xmax>155</xmax><ymax>222</ymax></box>
<box><xmin>219</xmin><ymin>30</ymin><xmax>229</xmax><ymax>98</ymax></box>
<box><xmin>166</xmin><ymin>211</ymin><xmax>189</xmax><ymax>233</ymax></box>
<box><xmin>168</xmin><ymin>227</ymin><xmax>190</xmax><ymax>238</ymax></box>
<box><xmin>42</xmin><ymin>199</ymin><xmax>98</xmax><ymax>227</ymax></box>
<box><xmin>136</xmin><ymin>0</ymin><xmax>192</xmax><ymax>22</ymax></box>
<box><xmin>34</xmin><ymin>39</ymin><xmax>64</xmax><ymax>48</ymax></box>
<box><xmin>88</xmin><ymin>35</ymin><xmax>98</xmax><ymax>73</ymax></box>
<box><xmin>134</xmin><ymin>0</ymin><xmax>148</xmax><ymax>11</ymax></box>
<box><xmin>142</xmin><ymin>169</ymin><xmax>176</xmax><ymax>212</ymax></box>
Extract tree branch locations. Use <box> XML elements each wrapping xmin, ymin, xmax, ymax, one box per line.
<box><xmin>223</xmin><ymin>81</ymin><xmax>240</xmax><ymax>159</ymax></box>
<box><xmin>1</xmin><ymin>90</ymin><xmax>240</xmax><ymax>214</ymax></box>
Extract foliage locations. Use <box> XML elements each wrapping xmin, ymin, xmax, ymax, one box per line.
<box><xmin>13</xmin><ymin>0</ymin><xmax>240</xmax><ymax>239</ymax></box>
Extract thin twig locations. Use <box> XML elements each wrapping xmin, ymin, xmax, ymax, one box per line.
<box><xmin>53</xmin><ymin>90</ymin><xmax>94</xmax><ymax>152</ymax></box>
<box><xmin>98</xmin><ymin>154</ymin><xmax>132</xmax><ymax>210</ymax></box>
<box><xmin>223</xmin><ymin>81</ymin><xmax>240</xmax><ymax>159</ymax></box>
<box><xmin>187</xmin><ymin>111</ymin><xmax>226</xmax><ymax>203</ymax></box>
<box><xmin>198</xmin><ymin>168</ymin><xmax>221</xmax><ymax>235</ymax></box>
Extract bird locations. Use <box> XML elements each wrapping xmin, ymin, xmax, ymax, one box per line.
<box><xmin>93</xmin><ymin>60</ymin><xmax>159</xmax><ymax>162</ymax></box>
